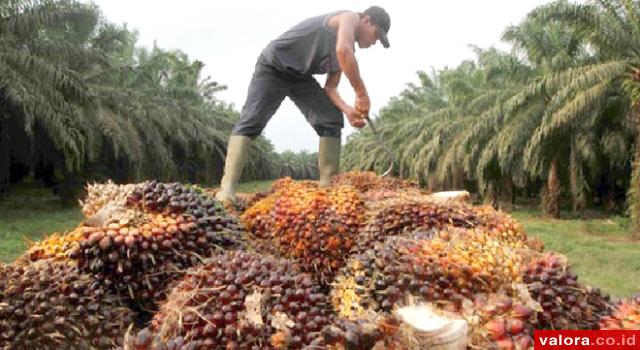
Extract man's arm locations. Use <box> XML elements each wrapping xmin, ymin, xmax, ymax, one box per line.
<box><xmin>325</xmin><ymin>70</ymin><xmax>365</xmax><ymax>128</ymax></box>
<box><xmin>334</xmin><ymin>12</ymin><xmax>370</xmax><ymax>116</ymax></box>
<box><xmin>324</xmin><ymin>71</ymin><xmax>349</xmax><ymax>112</ymax></box>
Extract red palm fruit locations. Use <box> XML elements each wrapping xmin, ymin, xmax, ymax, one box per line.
<box><xmin>507</xmin><ymin>318</ymin><xmax>524</xmax><ymax>335</ymax></box>
<box><xmin>99</xmin><ymin>236</ymin><xmax>112</xmax><ymax>251</ymax></box>
<box><xmin>496</xmin><ymin>297</ymin><xmax>513</xmax><ymax>313</ymax></box>
<box><xmin>496</xmin><ymin>338</ymin><xmax>515</xmax><ymax>350</ymax></box>
<box><xmin>486</xmin><ymin>319</ymin><xmax>507</xmax><ymax>340</ymax></box>
<box><xmin>513</xmin><ymin>334</ymin><xmax>533</xmax><ymax>350</ymax></box>
<box><xmin>511</xmin><ymin>304</ymin><xmax>532</xmax><ymax>320</ymax></box>
<box><xmin>124</xmin><ymin>235</ymin><xmax>136</xmax><ymax>248</ymax></box>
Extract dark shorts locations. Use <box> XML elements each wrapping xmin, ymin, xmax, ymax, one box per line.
<box><xmin>232</xmin><ymin>56</ymin><xmax>343</xmax><ymax>138</ymax></box>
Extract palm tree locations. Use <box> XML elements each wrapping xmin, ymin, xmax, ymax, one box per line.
<box><xmin>0</xmin><ymin>0</ymin><xmax>280</xmax><ymax>199</ymax></box>
<box><xmin>293</xmin><ymin>150</ymin><xmax>318</xmax><ymax>179</ymax></box>
<box><xmin>0</xmin><ymin>0</ymin><xmax>106</xmax><ymax>195</ymax></box>
<box><xmin>499</xmin><ymin>2</ymin><xmax>597</xmax><ymax>216</ymax></box>
<box><xmin>513</xmin><ymin>0</ymin><xmax>638</xmax><ymax>218</ymax></box>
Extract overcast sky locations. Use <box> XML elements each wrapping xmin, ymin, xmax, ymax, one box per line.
<box><xmin>89</xmin><ymin>0</ymin><xmax>551</xmax><ymax>152</ymax></box>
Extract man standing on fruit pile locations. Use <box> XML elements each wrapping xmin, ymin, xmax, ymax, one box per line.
<box><xmin>216</xmin><ymin>6</ymin><xmax>391</xmax><ymax>204</ymax></box>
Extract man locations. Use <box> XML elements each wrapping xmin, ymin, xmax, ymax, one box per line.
<box><xmin>216</xmin><ymin>6</ymin><xmax>391</xmax><ymax>204</ymax></box>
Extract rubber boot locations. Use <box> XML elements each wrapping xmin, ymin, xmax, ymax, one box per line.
<box><xmin>215</xmin><ymin>135</ymin><xmax>251</xmax><ymax>204</ymax></box>
<box><xmin>318</xmin><ymin>136</ymin><xmax>341</xmax><ymax>187</ymax></box>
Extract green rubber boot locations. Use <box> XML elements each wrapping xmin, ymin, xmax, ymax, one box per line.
<box><xmin>318</xmin><ymin>136</ymin><xmax>341</xmax><ymax>187</ymax></box>
<box><xmin>215</xmin><ymin>135</ymin><xmax>251</xmax><ymax>205</ymax></box>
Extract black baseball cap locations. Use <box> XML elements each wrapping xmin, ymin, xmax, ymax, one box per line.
<box><xmin>364</xmin><ymin>6</ymin><xmax>390</xmax><ymax>48</ymax></box>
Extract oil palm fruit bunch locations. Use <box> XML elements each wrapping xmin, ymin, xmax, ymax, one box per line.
<box><xmin>69</xmin><ymin>210</ymin><xmax>242</xmax><ymax>305</ymax></box>
<box><xmin>355</xmin><ymin>200</ymin><xmax>478</xmax><ymax>252</ymax></box>
<box><xmin>68</xmin><ymin>180</ymin><xmax>245</xmax><ymax>304</ymax></box>
<box><xmin>127</xmin><ymin>181</ymin><xmax>233</xmax><ymax>223</ymax></box>
<box><xmin>523</xmin><ymin>254</ymin><xmax>613</xmax><ymax>329</ymax></box>
<box><xmin>599</xmin><ymin>295</ymin><xmax>640</xmax><ymax>330</ymax></box>
<box><xmin>243</xmin><ymin>178</ymin><xmax>342</xmax><ymax>242</ymax></box>
<box><xmin>438</xmin><ymin>229</ymin><xmax>526</xmax><ymax>283</ymax></box>
<box><xmin>23</xmin><ymin>227</ymin><xmax>87</xmax><ymax>262</ymax></box>
<box><xmin>24</xmin><ymin>207</ymin><xmax>149</xmax><ymax>263</ymax></box>
<box><xmin>81</xmin><ymin>181</ymin><xmax>136</xmax><ymax>217</ymax></box>
<box><xmin>0</xmin><ymin>259</ymin><xmax>134</xmax><ymax>349</ymax></box>
<box><xmin>331</xmin><ymin>171</ymin><xmax>418</xmax><ymax>192</ymax></box>
<box><xmin>468</xmin><ymin>293</ymin><xmax>537</xmax><ymax>350</ymax></box>
<box><xmin>243</xmin><ymin>178</ymin><xmax>365</xmax><ymax>283</ymax></box>
<box><xmin>472</xmin><ymin>205</ymin><xmax>528</xmax><ymax>245</ymax></box>
<box><xmin>333</xmin><ymin>230</ymin><xmax>524</xmax><ymax>320</ymax></box>
<box><xmin>127</xmin><ymin>251</ymin><xmax>333</xmax><ymax>350</ymax></box>
<box><xmin>127</xmin><ymin>181</ymin><xmax>243</xmax><ymax>251</ymax></box>
<box><xmin>242</xmin><ymin>194</ymin><xmax>277</xmax><ymax>239</ymax></box>
<box><xmin>356</xmin><ymin>201</ymin><xmax>530</xmax><ymax>254</ymax></box>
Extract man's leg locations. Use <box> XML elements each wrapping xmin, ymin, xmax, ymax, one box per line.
<box><xmin>318</xmin><ymin>136</ymin><xmax>341</xmax><ymax>187</ymax></box>
<box><xmin>216</xmin><ymin>135</ymin><xmax>252</xmax><ymax>204</ymax></box>
<box><xmin>216</xmin><ymin>63</ymin><xmax>287</xmax><ymax>204</ymax></box>
<box><xmin>288</xmin><ymin>78</ymin><xmax>343</xmax><ymax>187</ymax></box>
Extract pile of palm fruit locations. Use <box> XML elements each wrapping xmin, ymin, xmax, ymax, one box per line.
<box><xmin>0</xmin><ymin>259</ymin><xmax>135</xmax><ymax>349</ymax></box>
<box><xmin>25</xmin><ymin>181</ymin><xmax>244</xmax><ymax>307</ymax></box>
<box><xmin>126</xmin><ymin>251</ymin><xmax>334</xmax><ymax>349</ymax></box>
<box><xmin>0</xmin><ymin>171</ymin><xmax>636</xmax><ymax>349</ymax></box>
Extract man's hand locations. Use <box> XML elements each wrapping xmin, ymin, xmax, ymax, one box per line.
<box><xmin>355</xmin><ymin>91</ymin><xmax>370</xmax><ymax>116</ymax></box>
<box><xmin>346</xmin><ymin>107</ymin><xmax>366</xmax><ymax>128</ymax></box>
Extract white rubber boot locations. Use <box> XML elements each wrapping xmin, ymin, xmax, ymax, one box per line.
<box><xmin>215</xmin><ymin>135</ymin><xmax>251</xmax><ymax>204</ymax></box>
<box><xmin>318</xmin><ymin>136</ymin><xmax>341</xmax><ymax>187</ymax></box>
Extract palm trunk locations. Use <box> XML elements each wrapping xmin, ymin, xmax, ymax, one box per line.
<box><xmin>453</xmin><ymin>165</ymin><xmax>465</xmax><ymax>190</ymax></box>
<box><xmin>542</xmin><ymin>159</ymin><xmax>561</xmax><ymax>218</ymax></box>
<box><xmin>499</xmin><ymin>176</ymin><xmax>515</xmax><ymax>211</ymax></box>
<box><xmin>569</xmin><ymin>144</ymin><xmax>586</xmax><ymax>212</ymax></box>
<box><xmin>483</xmin><ymin>183</ymin><xmax>498</xmax><ymax>207</ymax></box>
<box><xmin>627</xmin><ymin>101</ymin><xmax>640</xmax><ymax>238</ymax></box>
<box><xmin>627</xmin><ymin>71</ymin><xmax>640</xmax><ymax>236</ymax></box>
<box><xmin>628</xmin><ymin>142</ymin><xmax>640</xmax><ymax>236</ymax></box>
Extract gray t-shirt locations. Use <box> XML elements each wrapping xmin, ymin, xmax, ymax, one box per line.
<box><xmin>261</xmin><ymin>11</ymin><xmax>344</xmax><ymax>76</ymax></box>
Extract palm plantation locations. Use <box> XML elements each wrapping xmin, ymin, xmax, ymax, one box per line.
<box><xmin>11</xmin><ymin>0</ymin><xmax>637</xmax><ymax>217</ymax></box>
<box><xmin>0</xmin><ymin>0</ymin><xmax>637</xmax><ymax>249</ymax></box>
<box><xmin>0</xmin><ymin>0</ymin><xmax>319</xmax><ymax>200</ymax></box>
<box><xmin>344</xmin><ymin>0</ymin><xmax>640</xmax><ymax>227</ymax></box>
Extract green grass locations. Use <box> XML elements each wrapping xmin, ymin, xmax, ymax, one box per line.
<box><xmin>511</xmin><ymin>209</ymin><xmax>640</xmax><ymax>298</ymax></box>
<box><xmin>0</xmin><ymin>184</ymin><xmax>83</xmax><ymax>262</ymax></box>
<box><xmin>1</xmin><ymin>181</ymin><xmax>638</xmax><ymax>298</ymax></box>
